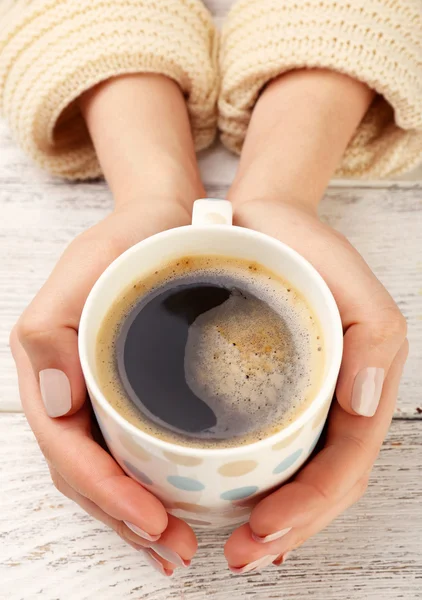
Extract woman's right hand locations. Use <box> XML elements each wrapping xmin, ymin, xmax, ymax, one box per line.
<box><xmin>10</xmin><ymin>73</ymin><xmax>206</xmax><ymax>576</ymax></box>
<box><xmin>10</xmin><ymin>200</ymin><xmax>198</xmax><ymax>575</ymax></box>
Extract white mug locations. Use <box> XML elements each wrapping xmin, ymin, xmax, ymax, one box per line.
<box><xmin>79</xmin><ymin>199</ymin><xmax>343</xmax><ymax>528</ymax></box>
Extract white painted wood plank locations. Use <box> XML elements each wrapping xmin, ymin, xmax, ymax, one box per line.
<box><xmin>1</xmin><ymin>414</ymin><xmax>421</xmax><ymax>600</ymax></box>
<box><xmin>199</xmin><ymin>143</ymin><xmax>422</xmax><ymax>187</ymax></box>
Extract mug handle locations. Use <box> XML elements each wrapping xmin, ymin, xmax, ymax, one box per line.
<box><xmin>192</xmin><ymin>199</ymin><xmax>233</xmax><ymax>227</ymax></box>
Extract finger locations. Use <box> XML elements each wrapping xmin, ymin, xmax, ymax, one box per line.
<box><xmin>146</xmin><ymin>515</ymin><xmax>198</xmax><ymax>569</ymax></box>
<box><xmin>11</xmin><ymin>333</ymin><xmax>169</xmax><ymax>541</ymax></box>
<box><xmin>50</xmin><ymin>469</ymin><xmax>175</xmax><ymax>576</ymax></box>
<box><xmin>48</xmin><ymin>466</ymin><xmax>149</xmax><ymax>547</ymax></box>
<box><xmin>272</xmin><ymin>477</ymin><xmax>367</xmax><ymax>565</ymax></box>
<box><xmin>227</xmin><ymin>477</ymin><xmax>366</xmax><ymax>573</ymax></box>
<box><xmin>15</xmin><ymin>222</ymin><xmax>123</xmax><ymax>417</ymax></box>
<box><xmin>336</xmin><ymin>309</ymin><xmax>407</xmax><ymax>417</ymax></box>
<box><xmin>310</xmin><ymin>230</ymin><xmax>407</xmax><ymax>418</ymax></box>
<box><xmin>50</xmin><ymin>468</ymin><xmax>196</xmax><ymax>575</ymax></box>
<box><xmin>246</xmin><ymin>342</ymin><xmax>407</xmax><ymax>546</ymax></box>
<box><xmin>15</xmin><ymin>204</ymin><xmax>181</xmax><ymax>418</ymax></box>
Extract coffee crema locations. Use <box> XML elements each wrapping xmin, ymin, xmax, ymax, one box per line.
<box><xmin>95</xmin><ymin>255</ymin><xmax>325</xmax><ymax>448</ymax></box>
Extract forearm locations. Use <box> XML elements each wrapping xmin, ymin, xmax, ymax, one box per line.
<box><xmin>79</xmin><ymin>74</ymin><xmax>205</xmax><ymax>212</ymax></box>
<box><xmin>228</xmin><ymin>69</ymin><xmax>374</xmax><ymax>212</ymax></box>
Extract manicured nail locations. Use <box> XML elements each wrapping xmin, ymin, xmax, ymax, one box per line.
<box><xmin>150</xmin><ymin>543</ymin><xmax>190</xmax><ymax>568</ymax></box>
<box><xmin>141</xmin><ymin>549</ymin><xmax>173</xmax><ymax>576</ymax></box>
<box><xmin>352</xmin><ymin>368</ymin><xmax>385</xmax><ymax>417</ymax></box>
<box><xmin>252</xmin><ymin>527</ymin><xmax>292</xmax><ymax>544</ymax></box>
<box><xmin>39</xmin><ymin>369</ymin><xmax>72</xmax><ymax>417</ymax></box>
<box><xmin>273</xmin><ymin>551</ymin><xmax>291</xmax><ymax>566</ymax></box>
<box><xmin>229</xmin><ymin>554</ymin><xmax>279</xmax><ymax>574</ymax></box>
<box><xmin>124</xmin><ymin>521</ymin><xmax>161</xmax><ymax>542</ymax></box>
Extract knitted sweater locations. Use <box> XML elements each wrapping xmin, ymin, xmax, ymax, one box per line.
<box><xmin>0</xmin><ymin>0</ymin><xmax>421</xmax><ymax>179</ymax></box>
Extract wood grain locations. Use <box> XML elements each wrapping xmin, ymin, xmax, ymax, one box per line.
<box><xmin>1</xmin><ymin>122</ymin><xmax>421</xmax><ymax>414</ymax></box>
<box><xmin>1</xmin><ymin>1</ymin><xmax>422</xmax><ymax>597</ymax></box>
<box><xmin>1</xmin><ymin>413</ymin><xmax>421</xmax><ymax>600</ymax></box>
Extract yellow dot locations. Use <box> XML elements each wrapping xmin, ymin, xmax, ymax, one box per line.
<box><xmin>173</xmin><ymin>502</ymin><xmax>210</xmax><ymax>514</ymax></box>
<box><xmin>163</xmin><ymin>451</ymin><xmax>203</xmax><ymax>466</ymax></box>
<box><xmin>218</xmin><ymin>460</ymin><xmax>258</xmax><ymax>477</ymax></box>
<box><xmin>272</xmin><ymin>427</ymin><xmax>303</xmax><ymax>450</ymax></box>
<box><xmin>119</xmin><ymin>435</ymin><xmax>152</xmax><ymax>461</ymax></box>
<box><xmin>312</xmin><ymin>404</ymin><xmax>329</xmax><ymax>430</ymax></box>
<box><xmin>220</xmin><ymin>506</ymin><xmax>251</xmax><ymax>519</ymax></box>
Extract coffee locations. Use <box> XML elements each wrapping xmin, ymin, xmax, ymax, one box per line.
<box><xmin>96</xmin><ymin>255</ymin><xmax>324</xmax><ymax>448</ymax></box>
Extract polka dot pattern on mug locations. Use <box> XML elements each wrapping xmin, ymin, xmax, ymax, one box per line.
<box><xmin>272</xmin><ymin>427</ymin><xmax>304</xmax><ymax>451</ymax></box>
<box><xmin>173</xmin><ymin>502</ymin><xmax>210</xmax><ymax>514</ymax></box>
<box><xmin>312</xmin><ymin>404</ymin><xmax>329</xmax><ymax>430</ymax></box>
<box><xmin>273</xmin><ymin>448</ymin><xmax>303</xmax><ymax>474</ymax></box>
<box><xmin>167</xmin><ymin>476</ymin><xmax>205</xmax><ymax>492</ymax></box>
<box><xmin>218</xmin><ymin>460</ymin><xmax>258</xmax><ymax>477</ymax></box>
<box><xmin>220</xmin><ymin>486</ymin><xmax>259</xmax><ymax>501</ymax></box>
<box><xmin>163</xmin><ymin>451</ymin><xmax>203</xmax><ymax>467</ymax></box>
<box><xmin>119</xmin><ymin>435</ymin><xmax>152</xmax><ymax>461</ymax></box>
<box><xmin>123</xmin><ymin>461</ymin><xmax>154</xmax><ymax>486</ymax></box>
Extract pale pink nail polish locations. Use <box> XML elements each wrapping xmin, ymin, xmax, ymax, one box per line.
<box><xmin>229</xmin><ymin>554</ymin><xmax>279</xmax><ymax>574</ymax></box>
<box><xmin>352</xmin><ymin>368</ymin><xmax>384</xmax><ymax>417</ymax></box>
<box><xmin>150</xmin><ymin>543</ymin><xmax>190</xmax><ymax>568</ymax></box>
<box><xmin>252</xmin><ymin>526</ymin><xmax>292</xmax><ymax>544</ymax></box>
<box><xmin>39</xmin><ymin>369</ymin><xmax>71</xmax><ymax>417</ymax></box>
<box><xmin>141</xmin><ymin>549</ymin><xmax>172</xmax><ymax>576</ymax></box>
<box><xmin>124</xmin><ymin>521</ymin><xmax>161</xmax><ymax>542</ymax></box>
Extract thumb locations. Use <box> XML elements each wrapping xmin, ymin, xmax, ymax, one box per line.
<box><xmin>16</xmin><ymin>321</ymin><xmax>85</xmax><ymax>417</ymax></box>
<box><xmin>16</xmin><ymin>226</ymin><xmax>121</xmax><ymax>418</ymax></box>
<box><xmin>335</xmin><ymin>312</ymin><xmax>407</xmax><ymax>417</ymax></box>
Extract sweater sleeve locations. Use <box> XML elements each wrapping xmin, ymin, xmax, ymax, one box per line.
<box><xmin>219</xmin><ymin>0</ymin><xmax>422</xmax><ymax>178</ymax></box>
<box><xmin>0</xmin><ymin>0</ymin><xmax>218</xmax><ymax>179</ymax></box>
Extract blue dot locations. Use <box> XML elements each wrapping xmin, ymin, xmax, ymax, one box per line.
<box><xmin>273</xmin><ymin>448</ymin><xmax>304</xmax><ymax>474</ymax></box>
<box><xmin>220</xmin><ymin>486</ymin><xmax>259</xmax><ymax>501</ymax></box>
<box><xmin>123</xmin><ymin>461</ymin><xmax>153</xmax><ymax>486</ymax></box>
<box><xmin>167</xmin><ymin>476</ymin><xmax>205</xmax><ymax>492</ymax></box>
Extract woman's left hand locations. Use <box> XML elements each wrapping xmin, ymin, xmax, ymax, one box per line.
<box><xmin>224</xmin><ymin>199</ymin><xmax>408</xmax><ymax>573</ymax></box>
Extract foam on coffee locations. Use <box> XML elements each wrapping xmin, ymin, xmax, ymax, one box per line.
<box><xmin>96</xmin><ymin>256</ymin><xmax>324</xmax><ymax>448</ymax></box>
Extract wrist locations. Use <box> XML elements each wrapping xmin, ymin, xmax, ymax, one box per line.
<box><xmin>79</xmin><ymin>74</ymin><xmax>205</xmax><ymax>212</ymax></box>
<box><xmin>228</xmin><ymin>69</ymin><xmax>374</xmax><ymax>212</ymax></box>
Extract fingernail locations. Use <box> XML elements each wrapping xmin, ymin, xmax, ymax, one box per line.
<box><xmin>124</xmin><ymin>521</ymin><xmax>161</xmax><ymax>542</ymax></box>
<box><xmin>252</xmin><ymin>527</ymin><xmax>292</xmax><ymax>544</ymax></box>
<box><xmin>273</xmin><ymin>551</ymin><xmax>291</xmax><ymax>566</ymax></box>
<box><xmin>141</xmin><ymin>549</ymin><xmax>173</xmax><ymax>577</ymax></box>
<box><xmin>150</xmin><ymin>543</ymin><xmax>190</xmax><ymax>568</ymax></box>
<box><xmin>352</xmin><ymin>368</ymin><xmax>385</xmax><ymax>417</ymax></box>
<box><xmin>39</xmin><ymin>369</ymin><xmax>72</xmax><ymax>417</ymax></box>
<box><xmin>229</xmin><ymin>554</ymin><xmax>279</xmax><ymax>574</ymax></box>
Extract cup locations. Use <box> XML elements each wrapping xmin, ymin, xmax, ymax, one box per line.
<box><xmin>79</xmin><ymin>199</ymin><xmax>343</xmax><ymax>528</ymax></box>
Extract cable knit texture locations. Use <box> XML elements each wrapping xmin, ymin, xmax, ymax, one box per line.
<box><xmin>220</xmin><ymin>0</ymin><xmax>422</xmax><ymax>178</ymax></box>
<box><xmin>0</xmin><ymin>0</ymin><xmax>218</xmax><ymax>179</ymax></box>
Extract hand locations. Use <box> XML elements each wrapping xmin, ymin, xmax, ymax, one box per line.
<box><xmin>223</xmin><ymin>199</ymin><xmax>408</xmax><ymax>573</ymax></box>
<box><xmin>223</xmin><ymin>69</ymin><xmax>407</xmax><ymax>573</ymax></box>
<box><xmin>10</xmin><ymin>203</ymin><xmax>198</xmax><ymax>575</ymax></box>
<box><xmin>10</xmin><ymin>74</ymin><xmax>204</xmax><ymax>575</ymax></box>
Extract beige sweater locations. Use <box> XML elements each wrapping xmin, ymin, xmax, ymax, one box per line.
<box><xmin>0</xmin><ymin>0</ymin><xmax>421</xmax><ymax>179</ymax></box>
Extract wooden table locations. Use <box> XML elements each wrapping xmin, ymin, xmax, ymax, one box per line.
<box><xmin>1</xmin><ymin>1</ymin><xmax>422</xmax><ymax>594</ymax></box>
